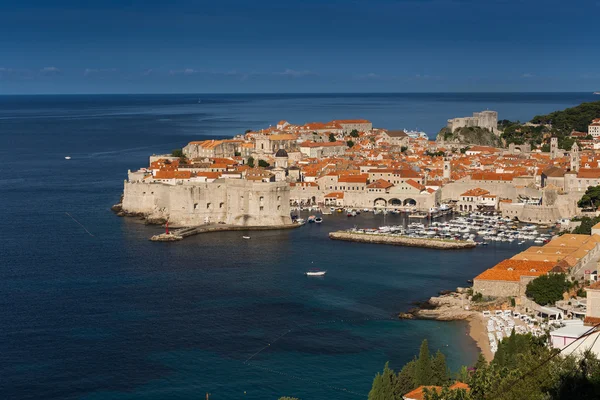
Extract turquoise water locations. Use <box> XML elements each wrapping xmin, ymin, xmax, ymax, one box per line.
<box><xmin>1</xmin><ymin>93</ymin><xmax>594</xmax><ymax>399</ymax></box>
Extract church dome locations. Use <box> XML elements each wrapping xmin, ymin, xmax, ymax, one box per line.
<box><xmin>275</xmin><ymin>148</ymin><xmax>288</xmax><ymax>158</ymax></box>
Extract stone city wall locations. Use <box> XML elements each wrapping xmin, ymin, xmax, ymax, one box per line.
<box><xmin>122</xmin><ymin>179</ymin><xmax>292</xmax><ymax>227</ymax></box>
<box><xmin>473</xmin><ymin>279</ymin><xmax>519</xmax><ymax>298</ymax></box>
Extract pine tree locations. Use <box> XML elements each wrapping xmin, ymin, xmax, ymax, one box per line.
<box><xmin>396</xmin><ymin>359</ymin><xmax>417</xmax><ymax>396</ymax></box>
<box><xmin>368</xmin><ymin>362</ymin><xmax>398</xmax><ymax>400</ymax></box>
<box><xmin>431</xmin><ymin>350</ymin><xmax>449</xmax><ymax>385</ymax></box>
<box><xmin>474</xmin><ymin>352</ymin><xmax>487</xmax><ymax>371</ymax></box>
<box><xmin>415</xmin><ymin>339</ymin><xmax>432</xmax><ymax>386</ymax></box>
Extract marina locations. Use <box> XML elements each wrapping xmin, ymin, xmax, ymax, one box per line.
<box><xmin>294</xmin><ymin>208</ymin><xmax>557</xmax><ymax>246</ymax></box>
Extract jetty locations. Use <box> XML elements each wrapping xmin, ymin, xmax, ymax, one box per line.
<box><xmin>150</xmin><ymin>223</ymin><xmax>300</xmax><ymax>242</ymax></box>
<box><xmin>328</xmin><ymin>231</ymin><xmax>476</xmax><ymax>249</ymax></box>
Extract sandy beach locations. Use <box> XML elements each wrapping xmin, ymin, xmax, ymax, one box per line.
<box><xmin>467</xmin><ymin>314</ymin><xmax>494</xmax><ymax>361</ymax></box>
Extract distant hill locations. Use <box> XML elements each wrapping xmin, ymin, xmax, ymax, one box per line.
<box><xmin>531</xmin><ymin>100</ymin><xmax>600</xmax><ymax>132</ymax></box>
<box><xmin>436</xmin><ymin>126</ymin><xmax>500</xmax><ymax>147</ymax></box>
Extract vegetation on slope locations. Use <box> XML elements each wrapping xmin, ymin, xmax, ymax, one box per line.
<box><xmin>369</xmin><ymin>332</ymin><xmax>600</xmax><ymax>400</ymax></box>
<box><xmin>436</xmin><ymin>126</ymin><xmax>500</xmax><ymax>147</ymax></box>
<box><xmin>500</xmin><ymin>101</ymin><xmax>600</xmax><ymax>150</ymax></box>
<box><xmin>531</xmin><ymin>101</ymin><xmax>600</xmax><ymax>132</ymax></box>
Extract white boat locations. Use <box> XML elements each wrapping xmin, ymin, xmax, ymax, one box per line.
<box><xmin>64</xmin><ymin>156</ymin><xmax>71</xmax><ymax>160</ymax></box>
<box><xmin>305</xmin><ymin>270</ymin><xmax>326</xmax><ymax>276</ymax></box>
<box><xmin>315</xmin><ymin>217</ymin><xmax>323</xmax><ymax>224</ymax></box>
<box><xmin>296</xmin><ymin>218</ymin><xmax>306</xmax><ymax>225</ymax></box>
<box><xmin>242</xmin><ymin>236</ymin><xmax>251</xmax><ymax>239</ymax></box>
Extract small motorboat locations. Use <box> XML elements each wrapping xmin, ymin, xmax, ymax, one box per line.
<box><xmin>242</xmin><ymin>236</ymin><xmax>251</xmax><ymax>240</ymax></box>
<box><xmin>305</xmin><ymin>270</ymin><xmax>327</xmax><ymax>276</ymax></box>
<box><xmin>296</xmin><ymin>218</ymin><xmax>306</xmax><ymax>225</ymax></box>
<box><xmin>307</xmin><ymin>215</ymin><xmax>316</xmax><ymax>223</ymax></box>
<box><xmin>64</xmin><ymin>156</ymin><xmax>71</xmax><ymax>160</ymax></box>
<box><xmin>315</xmin><ymin>217</ymin><xmax>323</xmax><ymax>224</ymax></box>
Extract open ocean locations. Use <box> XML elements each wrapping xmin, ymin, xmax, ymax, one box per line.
<box><xmin>0</xmin><ymin>93</ymin><xmax>597</xmax><ymax>400</ymax></box>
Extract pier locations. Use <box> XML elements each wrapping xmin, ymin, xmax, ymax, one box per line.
<box><xmin>150</xmin><ymin>223</ymin><xmax>300</xmax><ymax>242</ymax></box>
<box><xmin>328</xmin><ymin>231</ymin><xmax>477</xmax><ymax>249</ymax></box>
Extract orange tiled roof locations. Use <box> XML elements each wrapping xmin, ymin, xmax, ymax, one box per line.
<box><xmin>403</xmin><ymin>386</ymin><xmax>441</xmax><ymax>400</ymax></box>
<box><xmin>324</xmin><ymin>192</ymin><xmax>344</xmax><ymax>199</ymax></box>
<box><xmin>474</xmin><ymin>260</ymin><xmax>556</xmax><ymax>282</ymax></box>
<box><xmin>338</xmin><ymin>174</ymin><xmax>368</xmax><ymax>183</ymax></box>
<box><xmin>461</xmin><ymin>187</ymin><xmax>490</xmax><ymax>197</ymax></box>
<box><xmin>367</xmin><ymin>179</ymin><xmax>394</xmax><ymax>189</ymax></box>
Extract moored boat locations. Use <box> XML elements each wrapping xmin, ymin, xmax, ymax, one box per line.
<box><xmin>305</xmin><ymin>270</ymin><xmax>327</xmax><ymax>276</ymax></box>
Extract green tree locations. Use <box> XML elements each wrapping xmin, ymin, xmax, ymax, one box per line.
<box><xmin>171</xmin><ymin>148</ymin><xmax>183</xmax><ymax>157</ymax></box>
<box><xmin>350</xmin><ymin>129</ymin><xmax>359</xmax><ymax>137</ymax></box>
<box><xmin>415</xmin><ymin>339</ymin><xmax>432</xmax><ymax>386</ymax></box>
<box><xmin>572</xmin><ymin>216</ymin><xmax>600</xmax><ymax>234</ymax></box>
<box><xmin>525</xmin><ymin>273</ymin><xmax>570</xmax><ymax>306</ymax></box>
<box><xmin>396</xmin><ymin>359</ymin><xmax>417</xmax><ymax>395</ymax></box>
<box><xmin>368</xmin><ymin>362</ymin><xmax>400</xmax><ymax>400</ymax></box>
<box><xmin>247</xmin><ymin>156</ymin><xmax>255</xmax><ymax>168</ymax></box>
<box><xmin>328</xmin><ymin>133</ymin><xmax>336</xmax><ymax>142</ymax></box>
<box><xmin>400</xmin><ymin>146</ymin><xmax>408</xmax><ymax>153</ymax></box>
<box><xmin>474</xmin><ymin>353</ymin><xmax>487</xmax><ymax>370</ymax></box>
<box><xmin>431</xmin><ymin>350</ymin><xmax>449</xmax><ymax>385</ymax></box>
<box><xmin>577</xmin><ymin>186</ymin><xmax>600</xmax><ymax>209</ymax></box>
<box><xmin>541</xmin><ymin>143</ymin><xmax>550</xmax><ymax>152</ymax></box>
<box><xmin>234</xmin><ymin>151</ymin><xmax>241</xmax><ymax>157</ymax></box>
<box><xmin>347</xmin><ymin>140</ymin><xmax>355</xmax><ymax>148</ymax></box>
<box><xmin>258</xmin><ymin>159</ymin><xmax>270</xmax><ymax>168</ymax></box>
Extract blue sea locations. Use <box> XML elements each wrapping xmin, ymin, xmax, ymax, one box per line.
<box><xmin>0</xmin><ymin>93</ymin><xmax>596</xmax><ymax>400</ymax></box>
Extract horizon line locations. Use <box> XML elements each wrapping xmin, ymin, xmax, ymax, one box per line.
<box><xmin>0</xmin><ymin>91</ymin><xmax>597</xmax><ymax>96</ymax></box>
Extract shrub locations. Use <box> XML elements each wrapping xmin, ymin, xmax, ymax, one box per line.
<box><xmin>525</xmin><ymin>273</ymin><xmax>570</xmax><ymax>306</ymax></box>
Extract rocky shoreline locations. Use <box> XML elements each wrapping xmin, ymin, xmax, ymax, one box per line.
<box><xmin>111</xmin><ymin>203</ymin><xmax>168</xmax><ymax>225</ymax></box>
<box><xmin>398</xmin><ymin>288</ymin><xmax>494</xmax><ymax>361</ymax></box>
<box><xmin>329</xmin><ymin>231</ymin><xmax>477</xmax><ymax>249</ymax></box>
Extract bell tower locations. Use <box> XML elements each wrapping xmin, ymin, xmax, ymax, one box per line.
<box><xmin>570</xmin><ymin>142</ymin><xmax>580</xmax><ymax>172</ymax></box>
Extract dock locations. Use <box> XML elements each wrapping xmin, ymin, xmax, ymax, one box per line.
<box><xmin>150</xmin><ymin>223</ymin><xmax>300</xmax><ymax>242</ymax></box>
<box><xmin>328</xmin><ymin>231</ymin><xmax>476</xmax><ymax>250</ymax></box>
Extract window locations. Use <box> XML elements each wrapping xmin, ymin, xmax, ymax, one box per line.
<box><xmin>259</xmin><ymin>196</ymin><xmax>264</xmax><ymax>202</ymax></box>
<box><xmin>207</xmin><ymin>203</ymin><xmax>212</xmax><ymax>209</ymax></box>
<box><xmin>219</xmin><ymin>202</ymin><xmax>224</xmax><ymax>208</ymax></box>
<box><xmin>277</xmin><ymin>196</ymin><xmax>281</xmax><ymax>201</ymax></box>
<box><xmin>194</xmin><ymin>203</ymin><xmax>199</xmax><ymax>209</ymax></box>
<box><xmin>260</xmin><ymin>206</ymin><xmax>264</xmax><ymax>211</ymax></box>
<box><xmin>277</xmin><ymin>205</ymin><xmax>281</xmax><ymax>210</ymax></box>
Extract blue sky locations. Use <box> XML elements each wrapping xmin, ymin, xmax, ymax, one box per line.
<box><xmin>1</xmin><ymin>0</ymin><xmax>599</xmax><ymax>94</ymax></box>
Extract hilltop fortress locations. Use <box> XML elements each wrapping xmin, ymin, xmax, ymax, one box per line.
<box><xmin>447</xmin><ymin>110</ymin><xmax>499</xmax><ymax>134</ymax></box>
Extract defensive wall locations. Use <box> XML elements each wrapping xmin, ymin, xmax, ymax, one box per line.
<box><xmin>122</xmin><ymin>179</ymin><xmax>292</xmax><ymax>227</ymax></box>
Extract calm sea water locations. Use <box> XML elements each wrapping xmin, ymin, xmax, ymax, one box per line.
<box><xmin>0</xmin><ymin>93</ymin><xmax>596</xmax><ymax>400</ymax></box>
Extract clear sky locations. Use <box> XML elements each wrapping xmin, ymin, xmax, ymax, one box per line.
<box><xmin>1</xmin><ymin>0</ymin><xmax>599</xmax><ymax>94</ymax></box>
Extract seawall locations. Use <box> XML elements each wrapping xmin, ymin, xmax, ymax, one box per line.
<box><xmin>328</xmin><ymin>231</ymin><xmax>476</xmax><ymax>249</ymax></box>
<box><xmin>151</xmin><ymin>223</ymin><xmax>300</xmax><ymax>241</ymax></box>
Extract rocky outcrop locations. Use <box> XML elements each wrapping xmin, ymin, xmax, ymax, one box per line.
<box><xmin>436</xmin><ymin>126</ymin><xmax>500</xmax><ymax>147</ymax></box>
<box><xmin>329</xmin><ymin>231</ymin><xmax>476</xmax><ymax>249</ymax></box>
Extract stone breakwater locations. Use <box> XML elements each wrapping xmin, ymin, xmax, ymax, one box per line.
<box><xmin>328</xmin><ymin>231</ymin><xmax>477</xmax><ymax>249</ymax></box>
<box><xmin>150</xmin><ymin>223</ymin><xmax>301</xmax><ymax>242</ymax></box>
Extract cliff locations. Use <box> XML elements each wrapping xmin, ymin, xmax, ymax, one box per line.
<box><xmin>436</xmin><ymin>126</ymin><xmax>500</xmax><ymax>147</ymax></box>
